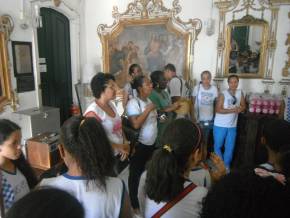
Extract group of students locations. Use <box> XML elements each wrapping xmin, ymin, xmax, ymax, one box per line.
<box><xmin>0</xmin><ymin>62</ymin><xmax>290</xmax><ymax>218</ymax></box>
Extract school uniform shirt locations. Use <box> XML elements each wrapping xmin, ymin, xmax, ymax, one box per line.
<box><xmin>214</xmin><ymin>89</ymin><xmax>242</xmax><ymax>128</ymax></box>
<box><xmin>192</xmin><ymin>85</ymin><xmax>218</xmax><ymax>122</ymax></box>
<box><xmin>168</xmin><ymin>77</ymin><xmax>187</xmax><ymax>98</ymax></box>
<box><xmin>138</xmin><ymin>172</ymin><xmax>207</xmax><ymax>218</ymax></box>
<box><xmin>40</xmin><ymin>174</ymin><xmax>125</xmax><ymax>218</ymax></box>
<box><xmin>189</xmin><ymin>167</ymin><xmax>212</xmax><ymax>189</ymax></box>
<box><xmin>126</xmin><ymin>97</ymin><xmax>157</xmax><ymax>146</ymax></box>
<box><xmin>84</xmin><ymin>101</ymin><xmax>123</xmax><ymax>145</ymax></box>
<box><xmin>1</xmin><ymin>168</ymin><xmax>30</xmax><ymax>212</ymax></box>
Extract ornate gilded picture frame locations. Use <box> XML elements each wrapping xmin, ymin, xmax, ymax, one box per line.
<box><xmin>224</xmin><ymin>15</ymin><xmax>268</xmax><ymax>78</ymax></box>
<box><xmin>0</xmin><ymin>15</ymin><xmax>13</xmax><ymax>111</ymax></box>
<box><xmin>98</xmin><ymin>0</ymin><xmax>202</xmax><ymax>87</ymax></box>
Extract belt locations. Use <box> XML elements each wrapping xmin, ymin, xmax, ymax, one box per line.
<box><xmin>199</xmin><ymin>120</ymin><xmax>213</xmax><ymax>126</ymax></box>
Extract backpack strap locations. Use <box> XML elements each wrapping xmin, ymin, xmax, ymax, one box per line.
<box><xmin>151</xmin><ymin>182</ymin><xmax>197</xmax><ymax>218</ymax></box>
<box><xmin>174</xmin><ymin>76</ymin><xmax>183</xmax><ymax>96</ymax></box>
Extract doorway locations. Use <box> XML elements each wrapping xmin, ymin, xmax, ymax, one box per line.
<box><xmin>37</xmin><ymin>8</ymin><xmax>72</xmax><ymax>123</ymax></box>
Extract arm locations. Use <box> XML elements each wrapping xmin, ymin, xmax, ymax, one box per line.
<box><xmin>129</xmin><ymin>103</ymin><xmax>155</xmax><ymax>129</ymax></box>
<box><xmin>122</xmin><ymin>91</ymin><xmax>129</xmax><ymax>109</ymax></box>
<box><xmin>171</xmin><ymin>96</ymin><xmax>182</xmax><ymax>103</ymax></box>
<box><xmin>120</xmin><ymin>189</ymin><xmax>133</xmax><ymax>218</ymax></box>
<box><xmin>215</xmin><ymin>94</ymin><xmax>238</xmax><ymax>114</ymax></box>
<box><xmin>162</xmin><ymin>102</ymin><xmax>180</xmax><ymax>113</ymax></box>
<box><xmin>238</xmin><ymin>92</ymin><xmax>246</xmax><ymax>113</ymax></box>
<box><xmin>191</xmin><ymin>96</ymin><xmax>196</xmax><ymax>122</ymax></box>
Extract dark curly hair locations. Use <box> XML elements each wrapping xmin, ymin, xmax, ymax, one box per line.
<box><xmin>150</xmin><ymin>70</ymin><xmax>164</xmax><ymax>89</ymax></box>
<box><xmin>227</xmin><ymin>74</ymin><xmax>239</xmax><ymax>82</ymax></box>
<box><xmin>201</xmin><ymin>170</ymin><xmax>290</xmax><ymax>218</ymax></box>
<box><xmin>90</xmin><ymin>72</ymin><xmax>115</xmax><ymax>99</ymax></box>
<box><xmin>164</xmin><ymin>63</ymin><xmax>176</xmax><ymax>72</ymax></box>
<box><xmin>60</xmin><ymin>116</ymin><xmax>115</xmax><ymax>190</ymax></box>
<box><xmin>6</xmin><ymin>187</ymin><xmax>84</xmax><ymax>218</ymax></box>
<box><xmin>131</xmin><ymin>75</ymin><xmax>146</xmax><ymax>94</ymax></box>
<box><xmin>145</xmin><ymin>118</ymin><xmax>202</xmax><ymax>203</ymax></box>
<box><xmin>128</xmin><ymin>64</ymin><xmax>141</xmax><ymax>76</ymax></box>
<box><xmin>0</xmin><ymin>119</ymin><xmax>38</xmax><ymax>189</ymax></box>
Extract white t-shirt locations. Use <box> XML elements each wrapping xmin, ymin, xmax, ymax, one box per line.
<box><xmin>214</xmin><ymin>89</ymin><xmax>242</xmax><ymax>128</ymax></box>
<box><xmin>138</xmin><ymin>172</ymin><xmax>207</xmax><ymax>218</ymax></box>
<box><xmin>40</xmin><ymin>174</ymin><xmax>125</xmax><ymax>218</ymax></box>
<box><xmin>189</xmin><ymin>167</ymin><xmax>212</xmax><ymax>189</ymax></box>
<box><xmin>124</xmin><ymin>82</ymin><xmax>138</xmax><ymax>100</ymax></box>
<box><xmin>1</xmin><ymin>168</ymin><xmax>30</xmax><ymax>212</ymax></box>
<box><xmin>84</xmin><ymin>101</ymin><xmax>123</xmax><ymax>145</ymax></box>
<box><xmin>168</xmin><ymin>77</ymin><xmax>187</xmax><ymax>98</ymax></box>
<box><xmin>126</xmin><ymin>97</ymin><xmax>157</xmax><ymax>146</ymax></box>
<box><xmin>192</xmin><ymin>85</ymin><xmax>218</xmax><ymax>121</ymax></box>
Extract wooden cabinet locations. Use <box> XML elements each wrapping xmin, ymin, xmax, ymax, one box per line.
<box><xmin>26</xmin><ymin>132</ymin><xmax>62</xmax><ymax>170</ymax></box>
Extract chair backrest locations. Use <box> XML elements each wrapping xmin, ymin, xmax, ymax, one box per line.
<box><xmin>74</xmin><ymin>83</ymin><xmax>94</xmax><ymax>115</ymax></box>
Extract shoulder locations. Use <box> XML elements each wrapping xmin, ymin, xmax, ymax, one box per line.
<box><xmin>170</xmin><ymin>77</ymin><xmax>181</xmax><ymax>85</ymax></box>
<box><xmin>105</xmin><ymin>177</ymin><xmax>124</xmax><ymax>196</ymax></box>
<box><xmin>40</xmin><ymin>175</ymin><xmax>65</xmax><ymax>187</ymax></box>
<box><xmin>211</xmin><ymin>85</ymin><xmax>218</xmax><ymax>92</ymax></box>
<box><xmin>124</xmin><ymin>83</ymin><xmax>132</xmax><ymax>92</ymax></box>
<box><xmin>127</xmin><ymin>98</ymin><xmax>139</xmax><ymax>108</ymax></box>
<box><xmin>84</xmin><ymin>102</ymin><xmax>104</xmax><ymax>117</ymax></box>
<box><xmin>106</xmin><ymin>177</ymin><xmax>123</xmax><ymax>187</ymax></box>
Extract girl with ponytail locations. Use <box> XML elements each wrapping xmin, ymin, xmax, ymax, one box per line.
<box><xmin>138</xmin><ymin>118</ymin><xmax>208</xmax><ymax>218</ymax></box>
<box><xmin>40</xmin><ymin>116</ymin><xmax>132</xmax><ymax>218</ymax></box>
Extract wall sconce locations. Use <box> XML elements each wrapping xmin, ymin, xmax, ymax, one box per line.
<box><xmin>33</xmin><ymin>4</ymin><xmax>42</xmax><ymax>28</ymax></box>
<box><xmin>205</xmin><ymin>0</ymin><xmax>215</xmax><ymax>36</ymax></box>
<box><xmin>19</xmin><ymin>0</ymin><xmax>29</xmax><ymax>29</ymax></box>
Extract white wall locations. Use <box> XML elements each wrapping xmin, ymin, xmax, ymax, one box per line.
<box><xmin>80</xmin><ymin>0</ymin><xmax>290</xmax><ymax>95</ymax></box>
<box><xmin>0</xmin><ymin>0</ymin><xmax>37</xmax><ymax>118</ymax></box>
<box><xmin>0</xmin><ymin>0</ymin><xmax>81</xmax><ymax>119</ymax></box>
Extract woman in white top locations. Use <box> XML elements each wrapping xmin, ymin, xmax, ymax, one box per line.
<box><xmin>123</xmin><ymin>64</ymin><xmax>142</xmax><ymax>107</ymax></box>
<box><xmin>139</xmin><ymin>119</ymin><xmax>207</xmax><ymax>218</ymax></box>
<box><xmin>126</xmin><ymin>75</ymin><xmax>157</xmax><ymax>215</ymax></box>
<box><xmin>84</xmin><ymin>73</ymin><xmax>129</xmax><ymax>163</ymax></box>
<box><xmin>213</xmin><ymin>75</ymin><xmax>246</xmax><ymax>171</ymax></box>
<box><xmin>192</xmin><ymin>71</ymin><xmax>218</xmax><ymax>146</ymax></box>
<box><xmin>40</xmin><ymin>116</ymin><xmax>132</xmax><ymax>218</ymax></box>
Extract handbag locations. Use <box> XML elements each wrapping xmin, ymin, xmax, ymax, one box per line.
<box><xmin>122</xmin><ymin>98</ymin><xmax>142</xmax><ymax>146</ymax></box>
<box><xmin>122</xmin><ymin>115</ymin><xmax>140</xmax><ymax>145</ymax></box>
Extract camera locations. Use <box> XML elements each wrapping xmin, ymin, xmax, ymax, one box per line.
<box><xmin>157</xmin><ymin>111</ymin><xmax>167</xmax><ymax>122</ymax></box>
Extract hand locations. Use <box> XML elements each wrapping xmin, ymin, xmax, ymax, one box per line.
<box><xmin>237</xmin><ymin>106</ymin><xmax>244</xmax><ymax>113</ymax></box>
<box><xmin>117</xmin><ymin>143</ymin><xmax>130</xmax><ymax>161</ymax></box>
<box><xmin>172</xmin><ymin>102</ymin><xmax>180</xmax><ymax>110</ymax></box>
<box><xmin>233</xmin><ymin>106</ymin><xmax>240</xmax><ymax>113</ymax></box>
<box><xmin>208</xmin><ymin>153</ymin><xmax>226</xmax><ymax>182</ymax></box>
<box><xmin>146</xmin><ymin>103</ymin><xmax>156</xmax><ymax>112</ymax></box>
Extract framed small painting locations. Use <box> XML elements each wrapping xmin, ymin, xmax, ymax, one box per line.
<box><xmin>12</xmin><ymin>41</ymin><xmax>34</xmax><ymax>77</ymax></box>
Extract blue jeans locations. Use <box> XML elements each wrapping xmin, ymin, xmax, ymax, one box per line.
<box><xmin>213</xmin><ymin>126</ymin><xmax>237</xmax><ymax>169</ymax></box>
